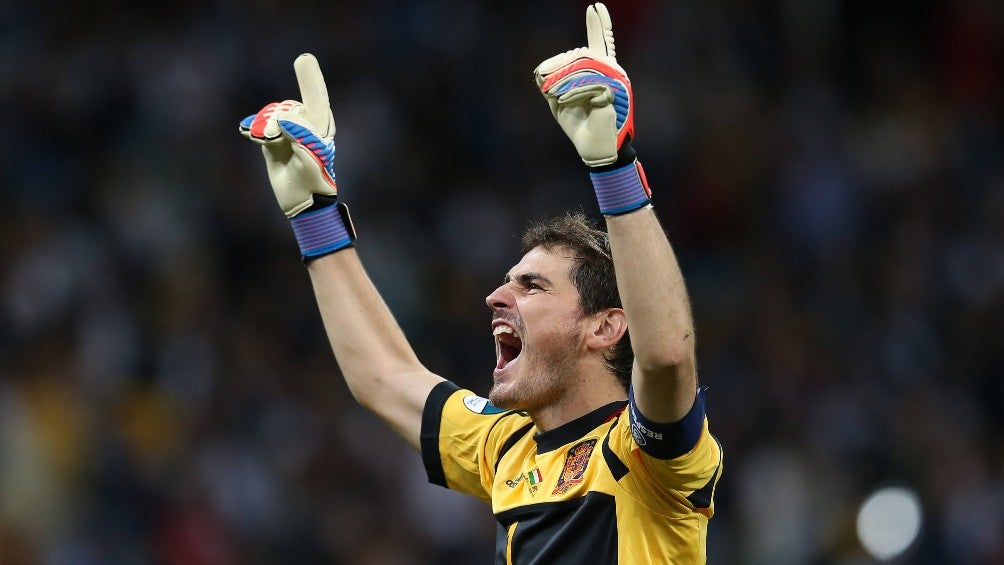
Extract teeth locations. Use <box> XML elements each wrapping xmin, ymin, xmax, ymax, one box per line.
<box><xmin>493</xmin><ymin>325</ymin><xmax>514</xmax><ymax>336</ymax></box>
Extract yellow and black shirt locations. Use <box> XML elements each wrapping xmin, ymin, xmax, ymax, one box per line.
<box><xmin>421</xmin><ymin>382</ymin><xmax>723</xmax><ymax>564</ymax></box>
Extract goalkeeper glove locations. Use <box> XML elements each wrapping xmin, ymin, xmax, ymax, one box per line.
<box><xmin>534</xmin><ymin>2</ymin><xmax>651</xmax><ymax>215</ymax></box>
<box><xmin>239</xmin><ymin>53</ymin><xmax>355</xmax><ymax>260</ymax></box>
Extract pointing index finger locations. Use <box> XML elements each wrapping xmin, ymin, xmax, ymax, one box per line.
<box><xmin>293</xmin><ymin>53</ymin><xmax>330</xmax><ymax>129</ymax></box>
<box><xmin>585</xmin><ymin>3</ymin><xmax>616</xmax><ymax>61</ymax></box>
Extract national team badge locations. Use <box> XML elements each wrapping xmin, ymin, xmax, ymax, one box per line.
<box><xmin>552</xmin><ymin>439</ymin><xmax>597</xmax><ymax>495</ymax></box>
<box><xmin>527</xmin><ymin>468</ymin><xmax>543</xmax><ymax>485</ymax></box>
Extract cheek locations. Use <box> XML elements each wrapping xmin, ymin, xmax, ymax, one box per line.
<box><xmin>526</xmin><ymin>313</ymin><xmax>583</xmax><ymax>354</ymax></box>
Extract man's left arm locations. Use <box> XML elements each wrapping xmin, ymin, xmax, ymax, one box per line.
<box><xmin>535</xmin><ymin>3</ymin><xmax>697</xmax><ymax>424</ymax></box>
<box><xmin>607</xmin><ymin>210</ymin><xmax>697</xmax><ymax>423</ymax></box>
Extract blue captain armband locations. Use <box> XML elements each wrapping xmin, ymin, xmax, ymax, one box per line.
<box><xmin>628</xmin><ymin>387</ymin><xmax>707</xmax><ymax>459</ymax></box>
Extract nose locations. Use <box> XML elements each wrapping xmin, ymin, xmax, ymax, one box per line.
<box><xmin>485</xmin><ymin>284</ymin><xmax>513</xmax><ymax>311</ymax></box>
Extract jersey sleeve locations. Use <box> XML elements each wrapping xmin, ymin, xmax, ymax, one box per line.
<box><xmin>420</xmin><ymin>381</ymin><xmax>526</xmax><ymax>503</ymax></box>
<box><xmin>605</xmin><ymin>387</ymin><xmax>723</xmax><ymax>514</ymax></box>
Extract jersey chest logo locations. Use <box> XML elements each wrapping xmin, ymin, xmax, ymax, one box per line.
<box><xmin>551</xmin><ymin>438</ymin><xmax>597</xmax><ymax>495</ymax></box>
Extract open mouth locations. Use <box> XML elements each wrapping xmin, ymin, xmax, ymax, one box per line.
<box><xmin>493</xmin><ymin>323</ymin><xmax>523</xmax><ymax>371</ymax></box>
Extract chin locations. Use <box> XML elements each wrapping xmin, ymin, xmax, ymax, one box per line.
<box><xmin>489</xmin><ymin>379</ymin><xmax>535</xmax><ymax>411</ymax></box>
<box><xmin>488</xmin><ymin>385</ymin><xmax>517</xmax><ymax>410</ymax></box>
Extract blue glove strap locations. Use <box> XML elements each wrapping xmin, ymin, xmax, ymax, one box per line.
<box><xmin>290</xmin><ymin>204</ymin><xmax>353</xmax><ymax>257</ymax></box>
<box><xmin>589</xmin><ymin>161</ymin><xmax>651</xmax><ymax>215</ymax></box>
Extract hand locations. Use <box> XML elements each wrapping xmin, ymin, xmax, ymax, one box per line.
<box><xmin>534</xmin><ymin>4</ymin><xmax>650</xmax><ymax>215</ymax></box>
<box><xmin>239</xmin><ymin>54</ymin><xmax>355</xmax><ymax>258</ymax></box>
<box><xmin>534</xmin><ymin>3</ymin><xmax>634</xmax><ymax>168</ymax></box>
<box><xmin>239</xmin><ymin>53</ymin><xmax>338</xmax><ymax>218</ymax></box>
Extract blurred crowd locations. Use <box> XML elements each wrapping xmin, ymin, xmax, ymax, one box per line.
<box><xmin>1</xmin><ymin>0</ymin><xmax>1002</xmax><ymax>563</ymax></box>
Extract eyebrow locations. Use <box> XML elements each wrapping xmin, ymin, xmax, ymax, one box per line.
<box><xmin>503</xmin><ymin>271</ymin><xmax>553</xmax><ymax>288</ymax></box>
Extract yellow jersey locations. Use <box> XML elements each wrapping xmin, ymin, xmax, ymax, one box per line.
<box><xmin>421</xmin><ymin>382</ymin><xmax>723</xmax><ymax>564</ymax></box>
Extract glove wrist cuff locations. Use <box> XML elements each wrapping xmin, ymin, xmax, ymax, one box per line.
<box><xmin>290</xmin><ymin>198</ymin><xmax>356</xmax><ymax>261</ymax></box>
<box><xmin>590</xmin><ymin>160</ymin><xmax>652</xmax><ymax>216</ymax></box>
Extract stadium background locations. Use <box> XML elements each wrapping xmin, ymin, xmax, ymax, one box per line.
<box><xmin>1</xmin><ymin>0</ymin><xmax>1001</xmax><ymax>563</ymax></box>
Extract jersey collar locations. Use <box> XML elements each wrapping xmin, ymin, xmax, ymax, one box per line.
<box><xmin>534</xmin><ymin>400</ymin><xmax>627</xmax><ymax>454</ymax></box>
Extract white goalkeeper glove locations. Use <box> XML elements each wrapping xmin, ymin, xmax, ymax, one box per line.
<box><xmin>239</xmin><ymin>53</ymin><xmax>355</xmax><ymax>259</ymax></box>
<box><xmin>534</xmin><ymin>3</ymin><xmax>651</xmax><ymax>215</ymax></box>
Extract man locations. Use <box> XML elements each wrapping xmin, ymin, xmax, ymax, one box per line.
<box><xmin>239</xmin><ymin>4</ymin><xmax>722</xmax><ymax>563</ymax></box>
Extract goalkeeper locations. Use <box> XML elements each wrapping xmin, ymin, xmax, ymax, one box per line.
<box><xmin>239</xmin><ymin>4</ymin><xmax>722</xmax><ymax>562</ymax></box>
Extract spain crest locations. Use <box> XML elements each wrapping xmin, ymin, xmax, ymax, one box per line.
<box><xmin>551</xmin><ymin>439</ymin><xmax>597</xmax><ymax>495</ymax></box>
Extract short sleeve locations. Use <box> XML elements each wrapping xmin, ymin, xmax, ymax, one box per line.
<box><xmin>420</xmin><ymin>382</ymin><xmax>527</xmax><ymax>503</ymax></box>
<box><xmin>605</xmin><ymin>387</ymin><xmax>723</xmax><ymax>513</ymax></box>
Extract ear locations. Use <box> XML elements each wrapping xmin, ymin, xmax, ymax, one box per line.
<box><xmin>584</xmin><ymin>308</ymin><xmax>628</xmax><ymax>351</ymax></box>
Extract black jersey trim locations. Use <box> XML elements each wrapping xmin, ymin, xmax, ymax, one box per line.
<box><xmin>686</xmin><ymin>434</ymin><xmax>723</xmax><ymax>509</ymax></box>
<box><xmin>495</xmin><ymin>422</ymin><xmax>535</xmax><ymax>474</ymax></box>
<box><xmin>494</xmin><ymin>491</ymin><xmax>618</xmax><ymax>526</ymax></box>
<box><xmin>421</xmin><ymin>380</ymin><xmax>461</xmax><ymax>488</ymax></box>
<box><xmin>602</xmin><ymin>419</ymin><xmax>630</xmax><ymax>482</ymax></box>
<box><xmin>495</xmin><ymin>492</ymin><xmax>619</xmax><ymax>564</ymax></box>
<box><xmin>534</xmin><ymin>401</ymin><xmax>627</xmax><ymax>454</ymax></box>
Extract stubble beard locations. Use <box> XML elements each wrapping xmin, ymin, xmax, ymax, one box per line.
<box><xmin>488</xmin><ymin>320</ymin><xmax>582</xmax><ymax>412</ymax></box>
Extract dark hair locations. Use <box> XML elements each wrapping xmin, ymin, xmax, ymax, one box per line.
<box><xmin>521</xmin><ymin>211</ymin><xmax>633</xmax><ymax>390</ymax></box>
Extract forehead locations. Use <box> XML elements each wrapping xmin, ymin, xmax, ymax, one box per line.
<box><xmin>508</xmin><ymin>245</ymin><xmax>576</xmax><ymax>283</ymax></box>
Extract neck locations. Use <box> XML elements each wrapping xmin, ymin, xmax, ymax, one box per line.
<box><xmin>529</xmin><ymin>371</ymin><xmax>627</xmax><ymax>432</ymax></box>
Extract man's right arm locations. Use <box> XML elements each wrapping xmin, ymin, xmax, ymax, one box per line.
<box><xmin>306</xmin><ymin>250</ymin><xmax>444</xmax><ymax>450</ymax></box>
<box><xmin>239</xmin><ymin>54</ymin><xmax>443</xmax><ymax>451</ymax></box>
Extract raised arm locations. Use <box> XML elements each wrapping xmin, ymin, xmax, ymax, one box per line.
<box><xmin>239</xmin><ymin>54</ymin><xmax>443</xmax><ymax>449</ymax></box>
<box><xmin>535</xmin><ymin>4</ymin><xmax>697</xmax><ymax>423</ymax></box>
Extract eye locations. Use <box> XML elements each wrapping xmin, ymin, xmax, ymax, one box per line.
<box><xmin>526</xmin><ymin>282</ymin><xmax>543</xmax><ymax>292</ymax></box>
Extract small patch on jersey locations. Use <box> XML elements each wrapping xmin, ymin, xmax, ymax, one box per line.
<box><xmin>505</xmin><ymin>473</ymin><xmax>525</xmax><ymax>488</ymax></box>
<box><xmin>462</xmin><ymin>395</ymin><xmax>506</xmax><ymax>415</ymax></box>
<box><xmin>552</xmin><ymin>439</ymin><xmax>597</xmax><ymax>495</ymax></box>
